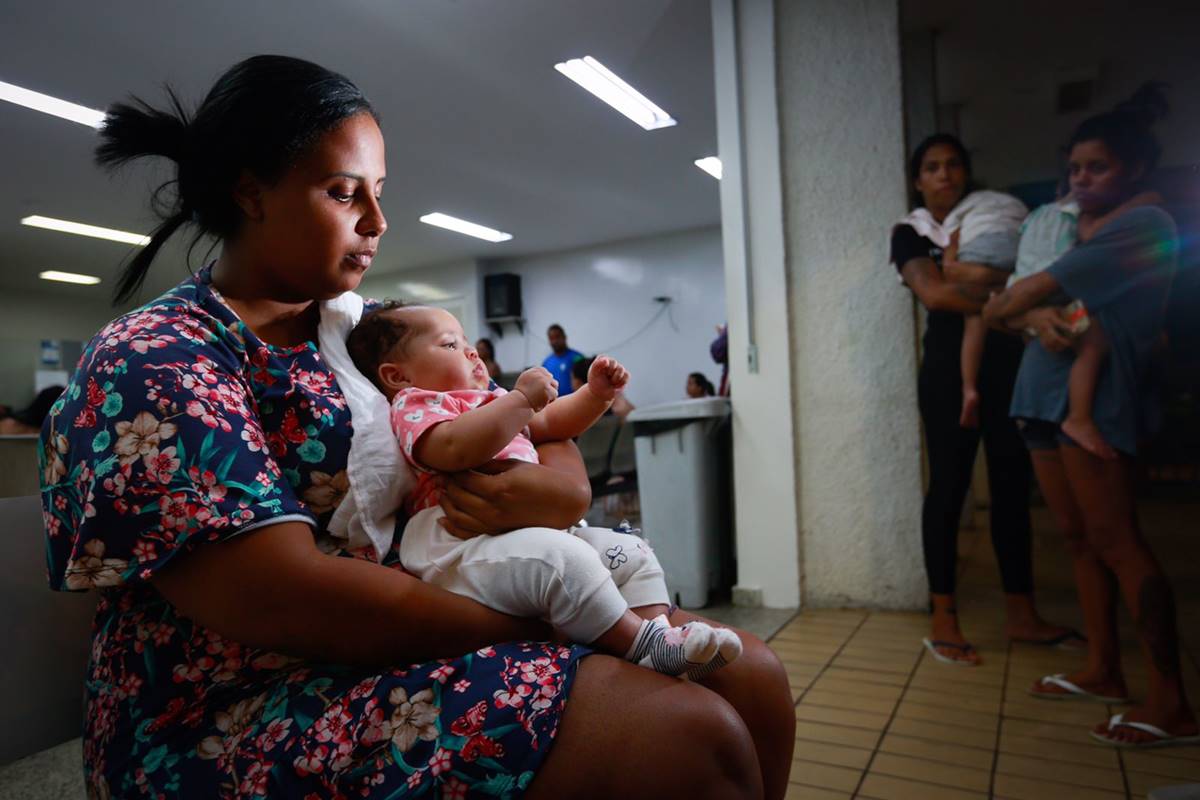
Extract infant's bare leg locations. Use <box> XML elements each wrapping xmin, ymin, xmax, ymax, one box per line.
<box><xmin>960</xmin><ymin>315</ymin><xmax>987</xmax><ymax>428</ymax></box>
<box><xmin>1061</xmin><ymin>321</ymin><xmax>1116</xmax><ymax>460</ymax></box>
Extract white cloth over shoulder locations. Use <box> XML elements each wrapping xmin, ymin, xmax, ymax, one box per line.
<box><xmin>318</xmin><ymin>292</ymin><xmax>415</xmax><ymax>561</ymax></box>
<box><xmin>897</xmin><ymin>190</ymin><xmax>1028</xmax><ymax>249</ymax></box>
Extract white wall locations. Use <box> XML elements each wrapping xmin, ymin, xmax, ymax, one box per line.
<box><xmin>356</xmin><ymin>259</ymin><xmax>484</xmax><ymax>345</ymax></box>
<box><xmin>481</xmin><ymin>227</ymin><xmax>726</xmax><ymax>408</ymax></box>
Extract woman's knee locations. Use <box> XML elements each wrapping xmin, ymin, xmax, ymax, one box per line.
<box><xmin>680</xmin><ymin>688</ymin><xmax>763</xmax><ymax>797</ymax></box>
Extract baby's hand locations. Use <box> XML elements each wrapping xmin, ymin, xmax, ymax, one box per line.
<box><xmin>514</xmin><ymin>367</ymin><xmax>558</xmax><ymax>411</ymax></box>
<box><xmin>586</xmin><ymin>355</ymin><xmax>629</xmax><ymax>401</ymax></box>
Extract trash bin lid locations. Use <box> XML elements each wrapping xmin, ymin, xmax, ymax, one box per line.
<box><xmin>626</xmin><ymin>397</ymin><xmax>730</xmax><ymax>423</ymax></box>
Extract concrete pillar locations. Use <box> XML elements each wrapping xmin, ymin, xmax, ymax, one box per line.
<box><xmin>712</xmin><ymin>0</ymin><xmax>926</xmax><ymax>609</ymax></box>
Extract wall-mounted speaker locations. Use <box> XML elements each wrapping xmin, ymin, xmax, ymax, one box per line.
<box><xmin>485</xmin><ymin>273</ymin><xmax>522</xmax><ymax>319</ymax></box>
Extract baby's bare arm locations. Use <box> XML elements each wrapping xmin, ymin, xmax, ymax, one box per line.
<box><xmin>527</xmin><ymin>385</ymin><xmax>611</xmax><ymax>443</ymax></box>
<box><xmin>414</xmin><ymin>392</ymin><xmax>535</xmax><ymax>472</ymax></box>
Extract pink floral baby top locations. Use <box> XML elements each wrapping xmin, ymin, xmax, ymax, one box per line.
<box><xmin>391</xmin><ymin>387</ymin><xmax>540</xmax><ymax>513</ymax></box>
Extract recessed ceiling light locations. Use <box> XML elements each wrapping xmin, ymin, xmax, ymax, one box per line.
<box><xmin>0</xmin><ymin>80</ymin><xmax>106</xmax><ymax>128</ymax></box>
<box><xmin>419</xmin><ymin>212</ymin><xmax>512</xmax><ymax>243</ymax></box>
<box><xmin>694</xmin><ymin>157</ymin><xmax>722</xmax><ymax>180</ymax></box>
<box><xmin>21</xmin><ymin>215</ymin><xmax>150</xmax><ymax>246</ymax></box>
<box><xmin>554</xmin><ymin>56</ymin><xmax>676</xmax><ymax>131</ymax></box>
<box><xmin>39</xmin><ymin>270</ymin><xmax>102</xmax><ymax>285</ymax></box>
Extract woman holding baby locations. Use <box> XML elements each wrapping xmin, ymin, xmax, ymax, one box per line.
<box><xmin>39</xmin><ymin>57</ymin><xmax>792</xmax><ymax>798</ymax></box>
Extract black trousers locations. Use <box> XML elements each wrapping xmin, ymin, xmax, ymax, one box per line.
<box><xmin>917</xmin><ymin>335</ymin><xmax>1034</xmax><ymax>596</ymax></box>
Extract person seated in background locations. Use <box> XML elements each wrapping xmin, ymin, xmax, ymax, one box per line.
<box><xmin>474</xmin><ymin>336</ymin><xmax>502</xmax><ymax>380</ymax></box>
<box><xmin>573</xmin><ymin>356</ymin><xmax>635</xmax><ymax>419</ymax></box>
<box><xmin>0</xmin><ymin>386</ymin><xmax>64</xmax><ymax>435</ymax></box>
<box><xmin>686</xmin><ymin>372</ymin><xmax>716</xmax><ymax>399</ymax></box>
<box><xmin>543</xmin><ymin>323</ymin><xmax>584</xmax><ymax>395</ymax></box>
<box><xmin>348</xmin><ymin>303</ymin><xmax>742</xmax><ymax>678</ymax></box>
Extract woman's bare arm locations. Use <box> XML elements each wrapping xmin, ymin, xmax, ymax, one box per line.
<box><xmin>941</xmin><ymin>260</ymin><xmax>1011</xmax><ymax>286</ymax></box>
<box><xmin>152</xmin><ymin>522</ymin><xmax>549</xmax><ymax>667</ymax></box>
<box><xmin>899</xmin><ymin>258</ymin><xmax>992</xmax><ymax>313</ymax></box>
<box><xmin>438</xmin><ymin>440</ymin><xmax>592</xmax><ymax>538</ymax></box>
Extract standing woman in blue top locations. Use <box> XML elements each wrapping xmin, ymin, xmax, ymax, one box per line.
<box><xmin>985</xmin><ymin>84</ymin><xmax>1196</xmax><ymax>747</ymax></box>
<box><xmin>542</xmin><ymin>324</ymin><xmax>584</xmax><ymax>395</ymax></box>
<box><xmin>891</xmin><ymin>136</ymin><xmax>1073</xmax><ymax>666</ymax></box>
<box><xmin>39</xmin><ymin>56</ymin><xmax>793</xmax><ymax>798</ymax></box>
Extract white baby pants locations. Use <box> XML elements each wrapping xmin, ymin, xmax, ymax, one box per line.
<box><xmin>400</xmin><ymin>507</ymin><xmax>670</xmax><ymax>643</ymax></box>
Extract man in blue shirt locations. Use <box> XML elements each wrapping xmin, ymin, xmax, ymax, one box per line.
<box><xmin>542</xmin><ymin>324</ymin><xmax>584</xmax><ymax>395</ymax></box>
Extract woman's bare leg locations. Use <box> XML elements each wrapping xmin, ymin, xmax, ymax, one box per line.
<box><xmin>1026</xmin><ymin>448</ymin><xmax>1125</xmax><ymax>699</ymax></box>
<box><xmin>671</xmin><ymin>609</ymin><xmax>795</xmax><ymax>800</ymax></box>
<box><xmin>524</xmin><ymin>654</ymin><xmax>764</xmax><ymax>799</ymax></box>
<box><xmin>1060</xmin><ymin>447</ymin><xmax>1197</xmax><ymax>742</ymax></box>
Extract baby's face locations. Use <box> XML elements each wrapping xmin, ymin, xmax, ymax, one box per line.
<box><xmin>389</xmin><ymin>307</ymin><xmax>487</xmax><ymax>392</ymax></box>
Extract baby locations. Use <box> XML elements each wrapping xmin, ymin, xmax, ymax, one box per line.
<box><xmin>347</xmin><ymin>302</ymin><xmax>741</xmax><ymax>679</ymax></box>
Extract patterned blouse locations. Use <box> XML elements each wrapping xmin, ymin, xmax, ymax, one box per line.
<box><xmin>40</xmin><ymin>266</ymin><xmax>588</xmax><ymax>799</ymax></box>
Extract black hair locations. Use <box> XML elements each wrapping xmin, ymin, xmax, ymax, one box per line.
<box><xmin>547</xmin><ymin>324</ymin><xmax>565</xmax><ymax>336</ymax></box>
<box><xmin>572</xmin><ymin>356</ymin><xmax>593</xmax><ymax>384</ymax></box>
<box><xmin>13</xmin><ymin>386</ymin><xmax>66</xmax><ymax>428</ymax></box>
<box><xmin>908</xmin><ymin>133</ymin><xmax>973</xmax><ymax>208</ymax></box>
<box><xmin>687</xmin><ymin>372</ymin><xmax>716</xmax><ymax>396</ymax></box>
<box><xmin>1068</xmin><ymin>82</ymin><xmax>1169</xmax><ymax>177</ymax></box>
<box><xmin>96</xmin><ymin>55</ymin><xmax>379</xmax><ymax>304</ymax></box>
<box><xmin>347</xmin><ymin>301</ymin><xmax>414</xmax><ymax>391</ymax></box>
<box><xmin>475</xmin><ymin>337</ymin><xmax>495</xmax><ymax>358</ymax></box>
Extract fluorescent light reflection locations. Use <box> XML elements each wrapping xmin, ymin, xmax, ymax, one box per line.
<box><xmin>40</xmin><ymin>270</ymin><xmax>102</xmax><ymax>285</ymax></box>
<box><xmin>694</xmin><ymin>157</ymin><xmax>722</xmax><ymax>180</ymax></box>
<box><xmin>419</xmin><ymin>212</ymin><xmax>512</xmax><ymax>243</ymax></box>
<box><xmin>21</xmin><ymin>215</ymin><xmax>150</xmax><ymax>246</ymax></box>
<box><xmin>0</xmin><ymin>80</ymin><xmax>106</xmax><ymax>128</ymax></box>
<box><xmin>554</xmin><ymin>56</ymin><xmax>676</xmax><ymax>131</ymax></box>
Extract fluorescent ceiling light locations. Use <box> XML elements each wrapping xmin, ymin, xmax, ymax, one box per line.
<box><xmin>554</xmin><ymin>56</ymin><xmax>676</xmax><ymax>131</ymax></box>
<box><xmin>40</xmin><ymin>270</ymin><xmax>101</xmax><ymax>285</ymax></box>
<box><xmin>694</xmin><ymin>157</ymin><xmax>722</xmax><ymax>180</ymax></box>
<box><xmin>0</xmin><ymin>80</ymin><xmax>106</xmax><ymax>128</ymax></box>
<box><xmin>21</xmin><ymin>215</ymin><xmax>150</xmax><ymax>246</ymax></box>
<box><xmin>419</xmin><ymin>212</ymin><xmax>512</xmax><ymax>243</ymax></box>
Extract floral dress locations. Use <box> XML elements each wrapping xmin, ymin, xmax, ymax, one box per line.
<box><xmin>40</xmin><ymin>266</ymin><xmax>588</xmax><ymax>799</ymax></box>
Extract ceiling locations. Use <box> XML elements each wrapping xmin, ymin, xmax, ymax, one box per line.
<box><xmin>0</xmin><ymin>0</ymin><xmax>719</xmax><ymax>303</ymax></box>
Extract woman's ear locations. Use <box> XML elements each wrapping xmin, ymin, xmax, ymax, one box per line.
<box><xmin>377</xmin><ymin>362</ymin><xmax>411</xmax><ymax>394</ymax></box>
<box><xmin>233</xmin><ymin>170</ymin><xmax>266</xmax><ymax>223</ymax></box>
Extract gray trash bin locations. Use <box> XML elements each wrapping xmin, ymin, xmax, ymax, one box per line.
<box><xmin>627</xmin><ymin>397</ymin><xmax>732</xmax><ymax>608</ymax></box>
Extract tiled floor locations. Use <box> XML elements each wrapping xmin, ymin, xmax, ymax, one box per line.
<box><xmin>771</xmin><ymin>497</ymin><xmax>1200</xmax><ymax>800</ymax></box>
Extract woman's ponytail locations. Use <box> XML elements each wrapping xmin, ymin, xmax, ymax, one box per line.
<box><xmin>96</xmin><ymin>87</ymin><xmax>193</xmax><ymax>305</ymax></box>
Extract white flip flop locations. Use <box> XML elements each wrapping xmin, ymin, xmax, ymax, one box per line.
<box><xmin>1090</xmin><ymin>713</ymin><xmax>1200</xmax><ymax>749</ymax></box>
<box><xmin>922</xmin><ymin>637</ymin><xmax>979</xmax><ymax>666</ymax></box>
<box><xmin>1029</xmin><ymin>674</ymin><xmax>1128</xmax><ymax>704</ymax></box>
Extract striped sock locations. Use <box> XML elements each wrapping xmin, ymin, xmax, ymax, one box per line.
<box><xmin>626</xmin><ymin>617</ymin><xmax>719</xmax><ymax>677</ymax></box>
<box><xmin>684</xmin><ymin>626</ymin><xmax>743</xmax><ymax>681</ymax></box>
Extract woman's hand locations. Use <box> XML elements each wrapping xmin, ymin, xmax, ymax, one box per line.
<box><xmin>439</xmin><ymin>441</ymin><xmax>592</xmax><ymax>538</ymax></box>
<box><xmin>1023</xmin><ymin>306</ymin><xmax>1075</xmax><ymax>352</ymax></box>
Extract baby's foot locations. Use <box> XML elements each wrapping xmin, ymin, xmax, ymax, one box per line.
<box><xmin>1061</xmin><ymin>417</ymin><xmax>1118</xmax><ymax>460</ymax></box>
<box><xmin>682</xmin><ymin>623</ymin><xmax>743</xmax><ymax>681</ymax></box>
<box><xmin>626</xmin><ymin>617</ymin><xmax>718</xmax><ymax>677</ymax></box>
<box><xmin>960</xmin><ymin>388</ymin><xmax>981</xmax><ymax>429</ymax></box>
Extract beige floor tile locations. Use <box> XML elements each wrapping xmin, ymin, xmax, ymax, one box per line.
<box><xmin>903</xmin><ymin>686</ymin><xmax>1001</xmax><ymax>715</ymax></box>
<box><xmin>877</xmin><ymin>733</ymin><xmax>993</xmax><ymax>771</ymax></box>
<box><xmin>795</xmin><ymin>703</ymin><xmax>891</xmax><ymax>731</ymax></box>
<box><xmin>895</xmin><ymin>700</ymin><xmax>998</xmax><ymax>733</ymax></box>
<box><xmin>809</xmin><ymin>676</ymin><xmax>904</xmax><ymax>701</ymax></box>
<box><xmin>858</xmin><ymin>772</ymin><xmax>986</xmax><ymax>800</ymax></box>
<box><xmin>1123</xmin><ymin>750</ymin><xmax>1200</xmax><ymax>779</ymax></box>
<box><xmin>787</xmin><ymin>759</ymin><xmax>862</xmax><ymax>793</ymax></box>
<box><xmin>784</xmin><ymin>783</ymin><xmax>851</xmax><ymax>800</ymax></box>
<box><xmin>886</xmin><ymin>717</ymin><xmax>998</xmax><ymax>751</ymax></box>
<box><xmin>801</xmin><ymin>689</ymin><xmax>898</xmax><ymax>715</ymax></box>
<box><xmin>997</xmin><ymin>731</ymin><xmax>1119</xmax><ymax>768</ymax></box>
<box><xmin>1002</xmin><ymin>697</ymin><xmax>1110</xmax><ymax>725</ymax></box>
<box><xmin>794</xmin><ymin>720</ymin><xmax>880</xmax><ymax>750</ymax></box>
<box><xmin>995</xmin><ymin>752</ymin><xmax>1123</xmax><ymax>792</ymax></box>
<box><xmin>1126</xmin><ymin>769</ymin><xmax>1200</xmax><ymax>797</ymax></box>
<box><xmin>832</xmin><ymin>655</ymin><xmax>912</xmax><ymax>675</ymax></box>
<box><xmin>906</xmin><ymin>675</ymin><xmax>1004</xmax><ymax>701</ymax></box>
<box><xmin>779</xmin><ymin>650</ymin><xmax>839</xmax><ymax>668</ymax></box>
<box><xmin>789</xmin><ymin>739</ymin><xmax>872</xmax><ymax>770</ymax></box>
<box><xmin>823</xmin><ymin>666</ymin><xmax>909</xmax><ymax>688</ymax></box>
<box><xmin>839</xmin><ymin>643</ymin><xmax>921</xmax><ymax>661</ymax></box>
<box><xmin>1001</xmin><ymin>716</ymin><xmax>1099</xmax><ymax>744</ymax></box>
<box><xmin>868</xmin><ymin>752</ymin><xmax>990</xmax><ymax>793</ymax></box>
<box><xmin>992</xmin><ymin>772</ymin><xmax>1124</xmax><ymax>800</ymax></box>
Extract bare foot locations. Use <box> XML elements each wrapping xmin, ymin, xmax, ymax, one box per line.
<box><xmin>1029</xmin><ymin>669</ymin><xmax>1127</xmax><ymax>701</ymax></box>
<box><xmin>959</xmin><ymin>387</ymin><xmax>981</xmax><ymax>429</ymax></box>
<box><xmin>1092</xmin><ymin>704</ymin><xmax>1198</xmax><ymax>745</ymax></box>
<box><xmin>1061</xmin><ymin>417</ymin><xmax>1118</xmax><ymax>460</ymax></box>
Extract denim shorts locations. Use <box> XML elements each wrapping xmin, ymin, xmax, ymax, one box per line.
<box><xmin>1015</xmin><ymin>418</ymin><xmax>1078</xmax><ymax>451</ymax></box>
